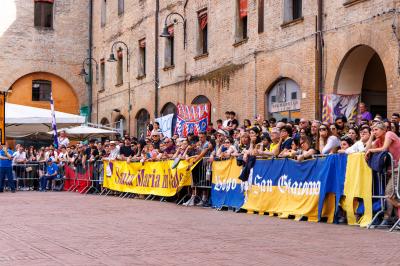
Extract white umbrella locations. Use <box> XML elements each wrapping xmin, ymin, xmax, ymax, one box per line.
<box><xmin>54</xmin><ymin>125</ymin><xmax>117</xmax><ymax>140</ymax></box>
<box><xmin>5</xmin><ymin>103</ymin><xmax>86</xmax><ymax>138</ymax></box>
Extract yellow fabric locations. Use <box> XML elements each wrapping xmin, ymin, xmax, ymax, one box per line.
<box><xmin>242</xmin><ymin>185</ymin><xmax>320</xmax><ymax>222</ymax></box>
<box><xmin>342</xmin><ymin>153</ymin><xmax>373</xmax><ymax>227</ymax></box>
<box><xmin>269</xmin><ymin>142</ymin><xmax>279</xmax><ymax>152</ymax></box>
<box><xmin>103</xmin><ymin>159</ymin><xmax>198</xmax><ymax>196</ymax></box>
<box><xmin>211</xmin><ymin>158</ymin><xmax>242</xmax><ymax>184</ymax></box>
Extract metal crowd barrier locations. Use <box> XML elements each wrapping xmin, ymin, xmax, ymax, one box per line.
<box><xmin>64</xmin><ymin>160</ymin><xmax>103</xmax><ymax>194</ymax></box>
<box><xmin>389</xmin><ymin>161</ymin><xmax>400</xmax><ymax>232</ymax></box>
<box><xmin>368</xmin><ymin>152</ymin><xmax>395</xmax><ymax>229</ymax></box>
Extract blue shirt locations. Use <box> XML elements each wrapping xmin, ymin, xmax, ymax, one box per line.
<box><xmin>46</xmin><ymin>163</ymin><xmax>59</xmax><ymax>176</ymax></box>
<box><xmin>0</xmin><ymin>149</ymin><xmax>13</xmax><ymax>168</ymax></box>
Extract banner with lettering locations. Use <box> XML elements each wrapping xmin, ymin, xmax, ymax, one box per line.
<box><xmin>102</xmin><ymin>159</ymin><xmax>198</xmax><ymax>197</ymax></box>
<box><xmin>211</xmin><ymin>155</ymin><xmax>348</xmax><ymax>222</ymax></box>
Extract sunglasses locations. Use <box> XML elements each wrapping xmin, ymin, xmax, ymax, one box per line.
<box><xmin>319</xmin><ymin>128</ymin><xmax>327</xmax><ymax>131</ymax></box>
<box><xmin>330</xmin><ymin>127</ymin><xmax>336</xmax><ymax>130</ymax></box>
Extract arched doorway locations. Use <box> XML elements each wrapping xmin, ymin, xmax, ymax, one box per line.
<box><xmin>265</xmin><ymin>78</ymin><xmax>301</xmax><ymax>121</ymax></box>
<box><xmin>114</xmin><ymin>115</ymin><xmax>126</xmax><ymax>137</ymax></box>
<box><xmin>160</xmin><ymin>102</ymin><xmax>177</xmax><ymax>116</ymax></box>
<box><xmin>100</xmin><ymin>117</ymin><xmax>110</xmax><ymax>126</ymax></box>
<box><xmin>136</xmin><ymin>109</ymin><xmax>150</xmax><ymax>138</ymax></box>
<box><xmin>191</xmin><ymin>95</ymin><xmax>210</xmax><ymax>105</ymax></box>
<box><xmin>335</xmin><ymin>45</ymin><xmax>387</xmax><ymax>118</ymax></box>
<box><xmin>191</xmin><ymin>95</ymin><xmax>211</xmax><ymax>121</ymax></box>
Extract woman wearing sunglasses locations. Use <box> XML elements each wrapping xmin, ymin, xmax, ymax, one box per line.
<box><xmin>319</xmin><ymin>124</ymin><xmax>340</xmax><ymax>155</ymax></box>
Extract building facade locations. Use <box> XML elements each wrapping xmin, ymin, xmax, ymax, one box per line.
<box><xmin>0</xmin><ymin>0</ymin><xmax>89</xmax><ymax>114</ymax></box>
<box><xmin>92</xmin><ymin>0</ymin><xmax>400</xmax><ymax>137</ymax></box>
<box><xmin>1</xmin><ymin>0</ymin><xmax>399</xmax><ymax>138</ymax></box>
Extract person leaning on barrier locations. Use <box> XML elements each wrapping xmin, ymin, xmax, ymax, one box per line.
<box><xmin>0</xmin><ymin>143</ymin><xmax>16</xmax><ymax>193</ymax></box>
<box><xmin>365</xmin><ymin>121</ymin><xmax>400</xmax><ymax>226</ymax></box>
<box><xmin>296</xmin><ymin>136</ymin><xmax>317</xmax><ymax>161</ymax></box>
<box><xmin>39</xmin><ymin>158</ymin><xmax>58</xmax><ymax>192</ymax></box>
<box><xmin>216</xmin><ymin>137</ymin><xmax>237</xmax><ymax>159</ymax></box>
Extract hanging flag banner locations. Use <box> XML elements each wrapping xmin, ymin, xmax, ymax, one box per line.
<box><xmin>211</xmin><ymin>155</ymin><xmax>348</xmax><ymax>222</ymax></box>
<box><xmin>322</xmin><ymin>94</ymin><xmax>360</xmax><ymax>123</ymax></box>
<box><xmin>49</xmin><ymin>90</ymin><xmax>59</xmax><ymax>149</ymax></box>
<box><xmin>103</xmin><ymin>159</ymin><xmax>199</xmax><ymax>197</ymax></box>
<box><xmin>155</xmin><ymin>113</ymin><xmax>174</xmax><ymax>138</ymax></box>
<box><xmin>175</xmin><ymin>103</ymin><xmax>209</xmax><ymax>137</ymax></box>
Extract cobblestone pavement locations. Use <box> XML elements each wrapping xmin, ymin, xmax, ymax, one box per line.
<box><xmin>0</xmin><ymin>192</ymin><xmax>399</xmax><ymax>266</ymax></box>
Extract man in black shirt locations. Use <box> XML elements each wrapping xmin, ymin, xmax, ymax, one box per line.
<box><xmin>119</xmin><ymin>138</ymin><xmax>133</xmax><ymax>160</ymax></box>
<box><xmin>151</xmin><ymin>132</ymin><xmax>162</xmax><ymax>150</ymax></box>
<box><xmin>85</xmin><ymin>139</ymin><xmax>99</xmax><ymax>160</ymax></box>
<box><xmin>227</xmin><ymin>111</ymin><xmax>239</xmax><ymax>136</ymax></box>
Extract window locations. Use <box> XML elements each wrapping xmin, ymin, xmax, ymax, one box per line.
<box><xmin>101</xmin><ymin>0</ymin><xmax>107</xmax><ymax>27</ymax></box>
<box><xmin>138</xmin><ymin>39</ymin><xmax>146</xmax><ymax>77</ymax></box>
<box><xmin>32</xmin><ymin>80</ymin><xmax>51</xmax><ymax>101</ymax></box>
<box><xmin>118</xmin><ymin>0</ymin><xmax>124</xmax><ymax>15</ymax></box>
<box><xmin>197</xmin><ymin>10</ymin><xmax>208</xmax><ymax>55</ymax></box>
<box><xmin>236</xmin><ymin>0</ymin><xmax>248</xmax><ymax>42</ymax></box>
<box><xmin>100</xmin><ymin>59</ymin><xmax>105</xmax><ymax>91</ymax></box>
<box><xmin>284</xmin><ymin>0</ymin><xmax>302</xmax><ymax>23</ymax></box>
<box><xmin>116</xmin><ymin>48</ymin><xmax>123</xmax><ymax>85</ymax></box>
<box><xmin>258</xmin><ymin>0</ymin><xmax>264</xmax><ymax>33</ymax></box>
<box><xmin>164</xmin><ymin>26</ymin><xmax>174</xmax><ymax>67</ymax></box>
<box><xmin>34</xmin><ymin>0</ymin><xmax>53</xmax><ymax>28</ymax></box>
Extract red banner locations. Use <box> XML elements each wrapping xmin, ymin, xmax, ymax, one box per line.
<box><xmin>63</xmin><ymin>165</ymin><xmax>92</xmax><ymax>193</ymax></box>
<box><xmin>239</xmin><ymin>0</ymin><xmax>248</xmax><ymax>18</ymax></box>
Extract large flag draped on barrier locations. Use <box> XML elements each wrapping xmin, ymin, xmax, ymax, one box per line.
<box><xmin>102</xmin><ymin>159</ymin><xmax>199</xmax><ymax>197</ymax></box>
<box><xmin>211</xmin><ymin>154</ymin><xmax>373</xmax><ymax>226</ymax></box>
<box><xmin>322</xmin><ymin>94</ymin><xmax>359</xmax><ymax>123</ymax></box>
<box><xmin>175</xmin><ymin>103</ymin><xmax>209</xmax><ymax>137</ymax></box>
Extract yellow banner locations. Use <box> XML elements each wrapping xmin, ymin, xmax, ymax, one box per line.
<box><xmin>103</xmin><ymin>159</ymin><xmax>197</xmax><ymax>196</ymax></box>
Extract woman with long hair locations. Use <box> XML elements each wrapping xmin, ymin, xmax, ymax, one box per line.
<box><xmin>319</xmin><ymin>124</ymin><xmax>340</xmax><ymax>154</ymax></box>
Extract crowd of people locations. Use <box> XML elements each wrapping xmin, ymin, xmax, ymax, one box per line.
<box><xmin>0</xmin><ymin>102</ymin><xmax>400</xmax><ymax>224</ymax></box>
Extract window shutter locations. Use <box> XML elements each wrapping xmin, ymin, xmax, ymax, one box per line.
<box><xmin>239</xmin><ymin>0</ymin><xmax>248</xmax><ymax>18</ymax></box>
<box><xmin>199</xmin><ymin>13</ymin><xmax>208</xmax><ymax>30</ymax></box>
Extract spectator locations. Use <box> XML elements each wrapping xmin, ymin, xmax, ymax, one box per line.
<box><xmin>243</xmin><ymin>119</ymin><xmax>252</xmax><ymax>130</ymax></box>
<box><xmin>151</xmin><ymin>131</ymin><xmax>162</xmax><ymax>150</ymax></box>
<box><xmin>119</xmin><ymin>138</ymin><xmax>133</xmax><ymax>161</ymax></box>
<box><xmin>276</xmin><ymin>125</ymin><xmax>293</xmax><ymax>157</ymax></box>
<box><xmin>107</xmin><ymin>141</ymin><xmax>120</xmax><ymax>161</ymax></box>
<box><xmin>338</xmin><ymin>136</ymin><xmax>354</xmax><ymax>153</ymax></box>
<box><xmin>216</xmin><ymin>138</ymin><xmax>237</xmax><ymax>159</ymax></box>
<box><xmin>58</xmin><ymin>130</ymin><xmax>70</xmax><ymax>147</ymax></box>
<box><xmin>261</xmin><ymin>120</ymin><xmax>270</xmax><ymax>135</ymax></box>
<box><xmin>39</xmin><ymin>159</ymin><xmax>58</xmax><ymax>192</ymax></box>
<box><xmin>319</xmin><ymin>124</ymin><xmax>340</xmax><ymax>154</ymax></box>
<box><xmin>335</xmin><ymin>116</ymin><xmax>348</xmax><ymax>137</ymax></box>
<box><xmin>342</xmin><ymin>126</ymin><xmax>371</xmax><ymax>154</ymax></box>
<box><xmin>13</xmin><ymin>145</ymin><xmax>27</xmax><ymax>190</ymax></box>
<box><xmin>216</xmin><ymin>119</ymin><xmax>223</xmax><ymax>129</ymax></box>
<box><xmin>357</xmin><ymin>102</ymin><xmax>373</xmax><ymax>124</ymax></box>
<box><xmin>391</xmin><ymin>113</ymin><xmax>400</xmax><ymax>125</ymax></box>
<box><xmin>222</xmin><ymin>111</ymin><xmax>231</xmax><ymax>128</ymax></box>
<box><xmin>366</xmin><ymin>122</ymin><xmax>400</xmax><ymax>226</ymax></box>
<box><xmin>347</xmin><ymin>127</ymin><xmax>359</xmax><ymax>143</ymax></box>
<box><xmin>269</xmin><ymin>117</ymin><xmax>277</xmax><ymax>129</ymax></box>
<box><xmin>297</xmin><ymin>136</ymin><xmax>317</xmax><ymax>161</ymax></box>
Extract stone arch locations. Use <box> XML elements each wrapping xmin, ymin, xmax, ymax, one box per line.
<box><xmin>160</xmin><ymin>102</ymin><xmax>177</xmax><ymax>116</ymax></box>
<box><xmin>135</xmin><ymin>109</ymin><xmax>150</xmax><ymax>138</ymax></box>
<box><xmin>7</xmin><ymin>71</ymin><xmax>80</xmax><ymax>114</ymax></box>
<box><xmin>334</xmin><ymin>45</ymin><xmax>387</xmax><ymax>117</ymax></box>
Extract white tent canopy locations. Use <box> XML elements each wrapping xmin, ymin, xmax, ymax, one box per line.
<box><xmin>5</xmin><ymin>103</ymin><xmax>86</xmax><ymax>138</ymax></box>
<box><xmin>53</xmin><ymin>125</ymin><xmax>118</xmax><ymax>140</ymax></box>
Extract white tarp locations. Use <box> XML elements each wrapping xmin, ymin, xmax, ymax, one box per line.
<box><xmin>5</xmin><ymin>103</ymin><xmax>86</xmax><ymax>138</ymax></box>
<box><xmin>155</xmin><ymin>114</ymin><xmax>174</xmax><ymax>138</ymax></box>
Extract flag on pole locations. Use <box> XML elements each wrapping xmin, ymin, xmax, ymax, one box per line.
<box><xmin>50</xmin><ymin>90</ymin><xmax>59</xmax><ymax>149</ymax></box>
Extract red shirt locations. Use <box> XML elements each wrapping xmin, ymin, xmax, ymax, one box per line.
<box><xmin>375</xmin><ymin>131</ymin><xmax>400</xmax><ymax>167</ymax></box>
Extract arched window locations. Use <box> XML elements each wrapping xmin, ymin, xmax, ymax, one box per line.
<box><xmin>100</xmin><ymin>117</ymin><xmax>110</xmax><ymax>126</ymax></box>
<box><xmin>136</xmin><ymin>109</ymin><xmax>150</xmax><ymax>138</ymax></box>
<box><xmin>161</xmin><ymin>102</ymin><xmax>177</xmax><ymax>116</ymax></box>
<box><xmin>266</xmin><ymin>78</ymin><xmax>301</xmax><ymax>121</ymax></box>
<box><xmin>114</xmin><ymin>115</ymin><xmax>126</xmax><ymax>136</ymax></box>
<box><xmin>191</xmin><ymin>95</ymin><xmax>211</xmax><ymax>105</ymax></box>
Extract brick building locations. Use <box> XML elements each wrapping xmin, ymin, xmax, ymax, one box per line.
<box><xmin>1</xmin><ymin>0</ymin><xmax>399</xmax><ymax>138</ymax></box>
<box><xmin>92</xmin><ymin>0</ymin><xmax>400</xmax><ymax>137</ymax></box>
<box><xmin>0</xmin><ymin>0</ymin><xmax>89</xmax><ymax>114</ymax></box>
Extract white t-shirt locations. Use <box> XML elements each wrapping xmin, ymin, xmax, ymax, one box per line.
<box><xmin>58</xmin><ymin>137</ymin><xmax>70</xmax><ymax>147</ymax></box>
<box><xmin>345</xmin><ymin>141</ymin><xmax>366</xmax><ymax>154</ymax></box>
<box><xmin>13</xmin><ymin>151</ymin><xmax>26</xmax><ymax>164</ymax></box>
<box><xmin>222</xmin><ymin>119</ymin><xmax>231</xmax><ymax>128</ymax></box>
